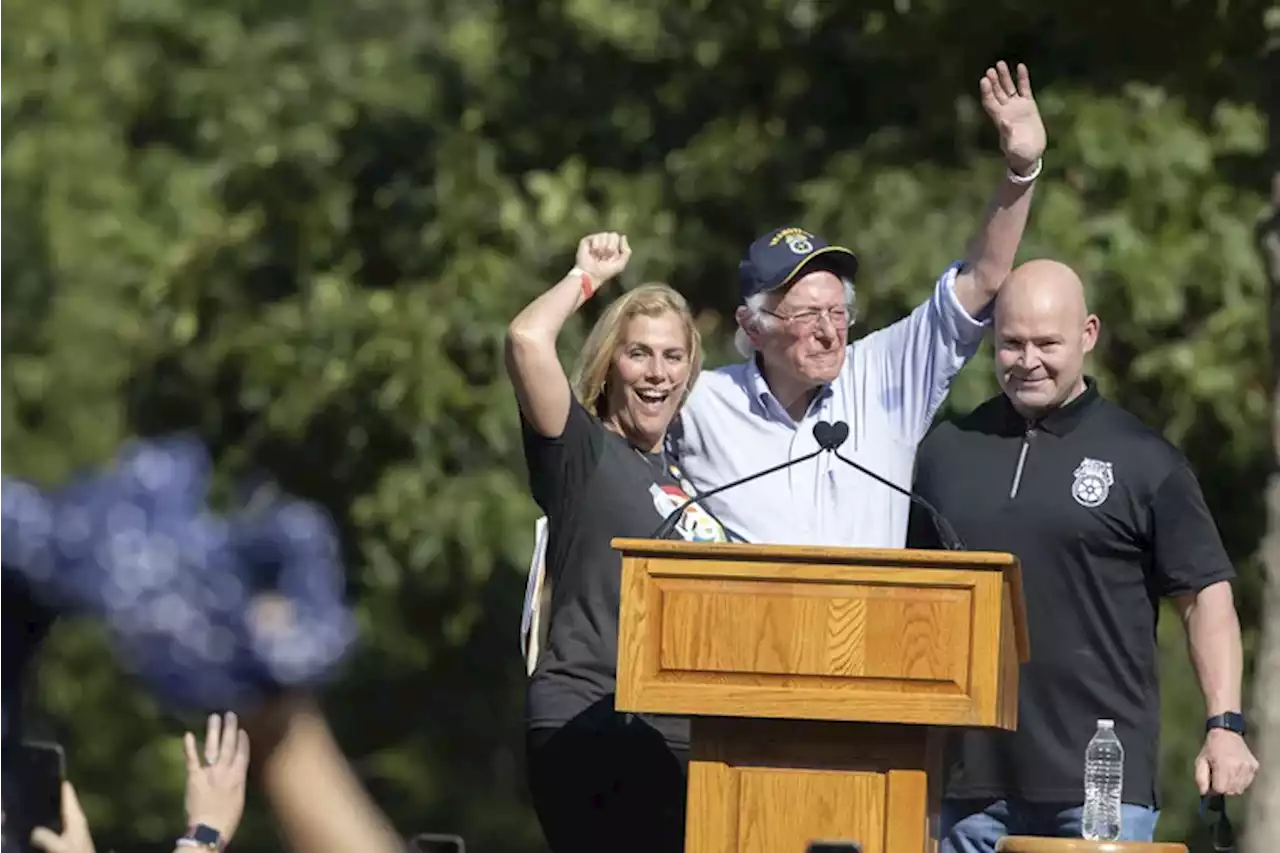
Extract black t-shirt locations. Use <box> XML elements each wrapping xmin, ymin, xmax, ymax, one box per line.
<box><xmin>521</xmin><ymin>393</ymin><xmax>727</xmax><ymax>749</ymax></box>
<box><xmin>907</xmin><ymin>380</ymin><xmax>1234</xmax><ymax>806</ymax></box>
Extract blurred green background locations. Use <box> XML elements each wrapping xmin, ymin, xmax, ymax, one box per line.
<box><xmin>2</xmin><ymin>0</ymin><xmax>1273</xmax><ymax>851</ymax></box>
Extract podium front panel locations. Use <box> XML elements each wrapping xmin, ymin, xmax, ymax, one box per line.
<box><xmin>615</xmin><ymin>546</ymin><xmax>1022</xmax><ymax>730</ymax></box>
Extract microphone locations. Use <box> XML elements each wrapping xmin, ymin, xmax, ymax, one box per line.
<box><xmin>820</xmin><ymin>420</ymin><xmax>967</xmax><ymax>551</ymax></box>
<box><xmin>650</xmin><ymin>422</ymin><xmax>835</xmax><ymax>541</ymax></box>
<box><xmin>814</xmin><ymin>420</ymin><xmax>849</xmax><ymax>451</ymax></box>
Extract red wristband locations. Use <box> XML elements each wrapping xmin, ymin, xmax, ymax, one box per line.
<box><xmin>572</xmin><ymin>267</ymin><xmax>594</xmax><ymax>301</ymax></box>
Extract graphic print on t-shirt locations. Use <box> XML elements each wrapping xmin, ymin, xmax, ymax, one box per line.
<box><xmin>649</xmin><ymin>481</ymin><xmax>728</xmax><ymax>542</ymax></box>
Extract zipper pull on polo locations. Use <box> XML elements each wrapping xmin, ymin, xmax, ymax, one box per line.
<box><xmin>1009</xmin><ymin>419</ymin><xmax>1038</xmax><ymax>499</ymax></box>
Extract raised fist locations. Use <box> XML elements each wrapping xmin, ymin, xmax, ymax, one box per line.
<box><xmin>575</xmin><ymin>232</ymin><xmax>632</xmax><ymax>286</ymax></box>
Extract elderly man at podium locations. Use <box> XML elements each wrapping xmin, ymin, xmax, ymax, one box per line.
<box><xmin>666</xmin><ymin>62</ymin><xmax>1047</xmax><ymax>549</ymax></box>
<box><xmin>908</xmin><ymin>261</ymin><xmax>1258</xmax><ymax>851</ymax></box>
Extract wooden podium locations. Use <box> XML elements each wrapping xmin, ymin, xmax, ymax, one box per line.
<box><xmin>613</xmin><ymin>538</ymin><xmax>1028</xmax><ymax>853</ymax></box>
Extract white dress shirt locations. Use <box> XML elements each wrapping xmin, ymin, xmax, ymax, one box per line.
<box><xmin>668</xmin><ymin>262</ymin><xmax>988</xmax><ymax>547</ymax></box>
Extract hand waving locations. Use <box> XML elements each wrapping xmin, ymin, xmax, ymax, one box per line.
<box><xmin>575</xmin><ymin>232</ymin><xmax>632</xmax><ymax>289</ymax></box>
<box><xmin>980</xmin><ymin>61</ymin><xmax>1047</xmax><ymax>177</ymax></box>
<box><xmin>183</xmin><ymin>712</ymin><xmax>251</xmax><ymax>843</ymax></box>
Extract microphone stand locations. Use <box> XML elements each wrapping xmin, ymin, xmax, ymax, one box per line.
<box><xmin>650</xmin><ymin>447</ymin><xmax>827</xmax><ymax>540</ymax></box>
<box><xmin>829</xmin><ymin>450</ymin><xmax>966</xmax><ymax>551</ymax></box>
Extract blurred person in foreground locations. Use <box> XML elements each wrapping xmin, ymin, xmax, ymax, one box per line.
<box><xmin>2</xmin><ymin>439</ymin><xmax>407</xmax><ymax>853</ymax></box>
<box><xmin>13</xmin><ymin>702</ymin><xmax>410</xmax><ymax>853</ymax></box>
<box><xmin>669</xmin><ymin>61</ymin><xmax>1047</xmax><ymax>546</ymax></box>
<box><xmin>907</xmin><ymin>260</ymin><xmax>1259</xmax><ymax>850</ymax></box>
<box><xmin>506</xmin><ymin>232</ymin><xmax>728</xmax><ymax>853</ymax></box>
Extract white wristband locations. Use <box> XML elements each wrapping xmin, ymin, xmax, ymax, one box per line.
<box><xmin>1007</xmin><ymin>157</ymin><xmax>1043</xmax><ymax>185</ymax></box>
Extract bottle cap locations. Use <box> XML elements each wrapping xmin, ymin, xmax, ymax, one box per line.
<box><xmin>1098</xmin><ymin>719</ymin><xmax>1115</xmax><ymax>728</ymax></box>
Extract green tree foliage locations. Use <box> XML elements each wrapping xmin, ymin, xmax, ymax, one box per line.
<box><xmin>2</xmin><ymin>1</ymin><xmax>1270</xmax><ymax>850</ymax></box>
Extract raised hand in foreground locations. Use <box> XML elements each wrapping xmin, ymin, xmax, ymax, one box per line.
<box><xmin>182</xmin><ymin>711</ymin><xmax>251</xmax><ymax>847</ymax></box>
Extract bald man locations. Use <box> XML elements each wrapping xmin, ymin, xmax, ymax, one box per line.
<box><xmin>907</xmin><ymin>260</ymin><xmax>1257</xmax><ymax>851</ymax></box>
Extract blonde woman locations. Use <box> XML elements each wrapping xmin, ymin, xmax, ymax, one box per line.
<box><xmin>506</xmin><ymin>232</ymin><xmax>727</xmax><ymax>853</ymax></box>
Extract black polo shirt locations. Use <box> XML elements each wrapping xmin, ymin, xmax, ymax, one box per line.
<box><xmin>907</xmin><ymin>379</ymin><xmax>1234</xmax><ymax>807</ymax></box>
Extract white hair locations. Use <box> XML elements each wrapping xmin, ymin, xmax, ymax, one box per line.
<box><xmin>733</xmin><ymin>277</ymin><xmax>857</xmax><ymax>357</ymax></box>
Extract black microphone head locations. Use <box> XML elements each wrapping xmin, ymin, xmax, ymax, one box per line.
<box><xmin>829</xmin><ymin>420</ymin><xmax>850</xmax><ymax>449</ymax></box>
<box><xmin>814</xmin><ymin>420</ymin><xmax>849</xmax><ymax>450</ymax></box>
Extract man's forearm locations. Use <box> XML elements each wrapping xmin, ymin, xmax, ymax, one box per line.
<box><xmin>953</xmin><ymin>175</ymin><xmax>1037</xmax><ymax>315</ymax></box>
<box><xmin>1180</xmin><ymin>580</ymin><xmax>1245</xmax><ymax>716</ymax></box>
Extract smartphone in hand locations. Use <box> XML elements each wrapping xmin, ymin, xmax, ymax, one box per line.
<box><xmin>11</xmin><ymin>741</ymin><xmax>66</xmax><ymax>853</ymax></box>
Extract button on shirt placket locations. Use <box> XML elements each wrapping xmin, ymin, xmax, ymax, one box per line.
<box><xmin>802</xmin><ymin>388</ymin><xmax>836</xmax><ymax>539</ymax></box>
<box><xmin>762</xmin><ymin>385</ymin><xmax>833</xmax><ymax>541</ymax></box>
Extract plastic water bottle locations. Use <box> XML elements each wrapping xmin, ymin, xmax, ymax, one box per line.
<box><xmin>1082</xmin><ymin>719</ymin><xmax>1124</xmax><ymax>841</ymax></box>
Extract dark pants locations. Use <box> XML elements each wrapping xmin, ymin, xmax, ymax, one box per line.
<box><xmin>527</xmin><ymin>715</ymin><xmax>689</xmax><ymax>853</ymax></box>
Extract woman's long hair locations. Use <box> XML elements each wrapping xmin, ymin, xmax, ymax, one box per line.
<box><xmin>570</xmin><ymin>283</ymin><xmax>704</xmax><ymax>419</ymax></box>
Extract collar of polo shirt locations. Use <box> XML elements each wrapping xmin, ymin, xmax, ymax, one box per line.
<box><xmin>999</xmin><ymin>375</ymin><xmax>1101</xmax><ymax>435</ymax></box>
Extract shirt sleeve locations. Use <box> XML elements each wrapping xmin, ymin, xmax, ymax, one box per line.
<box><xmin>859</xmin><ymin>262</ymin><xmax>990</xmax><ymax>442</ymax></box>
<box><xmin>1150</xmin><ymin>463</ymin><xmax>1236</xmax><ymax>597</ymax></box>
<box><xmin>664</xmin><ymin>374</ymin><xmax>728</xmax><ymax>497</ymax></box>
<box><xmin>519</xmin><ymin>388</ymin><xmax>605</xmax><ymax>515</ymax></box>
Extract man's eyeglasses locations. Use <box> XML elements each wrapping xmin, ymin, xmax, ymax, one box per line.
<box><xmin>763</xmin><ymin>305</ymin><xmax>852</xmax><ymax>331</ymax></box>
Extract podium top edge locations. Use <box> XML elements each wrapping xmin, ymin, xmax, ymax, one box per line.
<box><xmin>609</xmin><ymin>537</ymin><xmax>1019</xmax><ymax>569</ymax></box>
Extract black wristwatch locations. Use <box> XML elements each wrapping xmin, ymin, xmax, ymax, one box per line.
<box><xmin>1205</xmin><ymin>712</ymin><xmax>1247</xmax><ymax>736</ymax></box>
<box><xmin>177</xmin><ymin>824</ymin><xmax>225</xmax><ymax>851</ymax></box>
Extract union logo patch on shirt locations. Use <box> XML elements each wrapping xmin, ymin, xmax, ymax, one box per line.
<box><xmin>1072</xmin><ymin>457</ymin><xmax>1114</xmax><ymax>508</ymax></box>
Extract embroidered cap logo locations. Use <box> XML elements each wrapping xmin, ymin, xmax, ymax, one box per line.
<box><xmin>784</xmin><ymin>233</ymin><xmax>813</xmax><ymax>255</ymax></box>
<box><xmin>769</xmin><ymin>227</ymin><xmax>815</xmax><ymax>255</ymax></box>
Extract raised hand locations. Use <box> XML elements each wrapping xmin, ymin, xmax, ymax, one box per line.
<box><xmin>575</xmin><ymin>232</ymin><xmax>632</xmax><ymax>289</ymax></box>
<box><xmin>183</xmin><ymin>711</ymin><xmax>252</xmax><ymax>843</ymax></box>
<box><xmin>980</xmin><ymin>61</ymin><xmax>1046</xmax><ymax>177</ymax></box>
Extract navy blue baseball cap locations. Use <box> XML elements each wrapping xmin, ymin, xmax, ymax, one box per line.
<box><xmin>738</xmin><ymin>226</ymin><xmax>859</xmax><ymax>302</ymax></box>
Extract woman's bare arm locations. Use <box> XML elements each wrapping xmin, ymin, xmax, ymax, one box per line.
<box><xmin>504</xmin><ymin>232</ymin><xmax>631</xmax><ymax>437</ymax></box>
